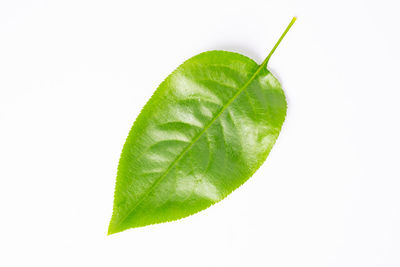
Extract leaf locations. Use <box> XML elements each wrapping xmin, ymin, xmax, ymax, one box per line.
<box><xmin>108</xmin><ymin>18</ymin><xmax>296</xmax><ymax>234</ymax></box>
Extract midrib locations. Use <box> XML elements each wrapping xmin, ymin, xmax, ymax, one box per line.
<box><xmin>117</xmin><ymin>62</ymin><xmax>268</xmax><ymax>226</ymax></box>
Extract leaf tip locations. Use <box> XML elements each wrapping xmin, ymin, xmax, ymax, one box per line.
<box><xmin>107</xmin><ymin>216</ymin><xmax>122</xmax><ymax>235</ymax></box>
<box><xmin>107</xmin><ymin>225</ymin><xmax>122</xmax><ymax>236</ymax></box>
<box><xmin>107</xmin><ymin>224</ymin><xmax>116</xmax><ymax>236</ymax></box>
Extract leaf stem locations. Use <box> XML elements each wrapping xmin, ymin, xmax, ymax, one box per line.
<box><xmin>261</xmin><ymin>17</ymin><xmax>296</xmax><ymax>68</ymax></box>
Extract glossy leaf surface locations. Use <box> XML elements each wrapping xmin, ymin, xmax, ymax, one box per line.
<box><xmin>108</xmin><ymin>18</ymin><xmax>295</xmax><ymax>234</ymax></box>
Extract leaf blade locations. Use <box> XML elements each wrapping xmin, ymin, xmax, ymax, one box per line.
<box><xmin>108</xmin><ymin>51</ymin><xmax>286</xmax><ymax>234</ymax></box>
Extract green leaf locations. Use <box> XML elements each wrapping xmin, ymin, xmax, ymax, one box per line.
<box><xmin>108</xmin><ymin>18</ymin><xmax>296</xmax><ymax>234</ymax></box>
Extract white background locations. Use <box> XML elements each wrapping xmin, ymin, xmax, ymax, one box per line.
<box><xmin>1</xmin><ymin>0</ymin><xmax>399</xmax><ymax>266</ymax></box>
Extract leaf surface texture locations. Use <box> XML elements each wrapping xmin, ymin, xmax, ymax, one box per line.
<box><xmin>109</xmin><ymin>18</ymin><xmax>295</xmax><ymax>234</ymax></box>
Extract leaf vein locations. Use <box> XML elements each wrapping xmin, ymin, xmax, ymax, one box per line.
<box><xmin>116</xmin><ymin>62</ymin><xmax>268</xmax><ymax>227</ymax></box>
